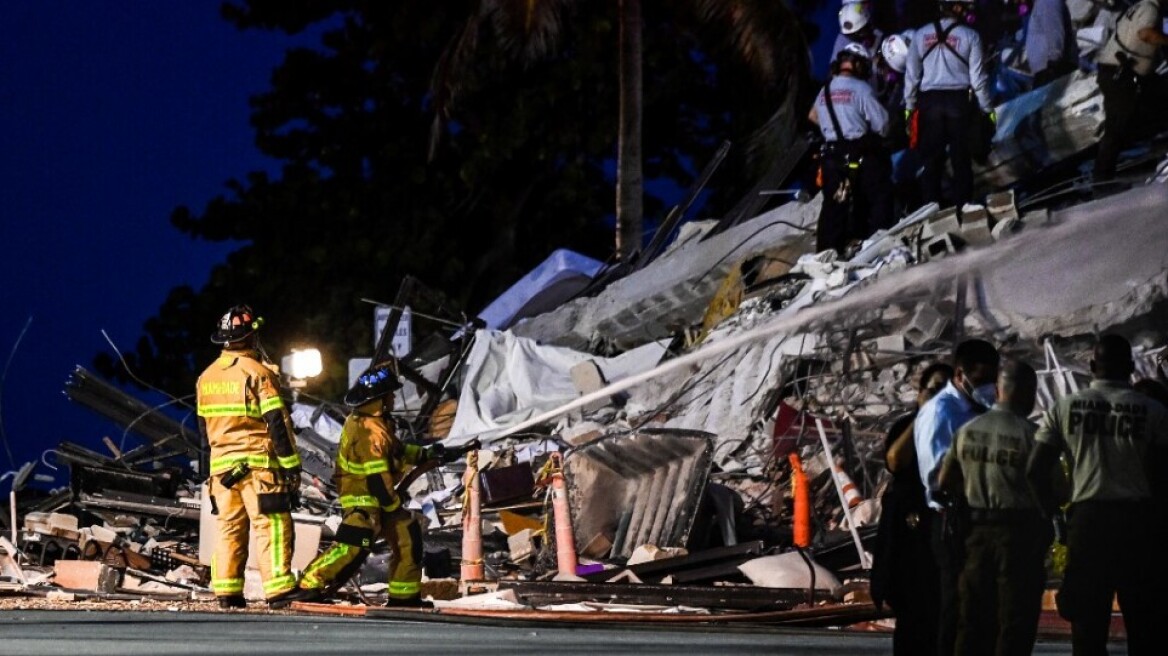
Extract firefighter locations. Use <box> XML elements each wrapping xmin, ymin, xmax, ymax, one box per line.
<box><xmin>938</xmin><ymin>360</ymin><xmax>1053</xmax><ymax>656</ymax></box>
<box><xmin>808</xmin><ymin>43</ymin><xmax>893</xmax><ymax>257</ymax></box>
<box><xmin>904</xmin><ymin>0</ymin><xmax>994</xmax><ymax>211</ymax></box>
<box><xmin>1027</xmin><ymin>335</ymin><xmax>1168</xmax><ymax>655</ymax></box>
<box><xmin>273</xmin><ymin>361</ymin><xmax>458</xmax><ymax>608</ymax></box>
<box><xmin>197</xmin><ymin>304</ymin><xmax>301</xmax><ymax>608</ymax></box>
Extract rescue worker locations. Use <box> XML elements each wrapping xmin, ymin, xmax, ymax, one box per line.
<box><xmin>881</xmin><ymin>32</ymin><xmax>925</xmax><ymax>213</ymax></box>
<box><xmin>1093</xmin><ymin>0</ymin><xmax>1168</xmax><ymax>183</ymax></box>
<box><xmin>273</xmin><ymin>361</ymin><xmax>460</xmax><ymax>608</ymax></box>
<box><xmin>197</xmin><ymin>305</ymin><xmax>301</xmax><ymax>608</ymax></box>
<box><xmin>871</xmin><ymin>362</ymin><xmax>952</xmax><ymax>656</ymax></box>
<box><xmin>938</xmin><ymin>360</ymin><xmax>1053</xmax><ymax>656</ymax></box>
<box><xmin>833</xmin><ymin>2</ymin><xmax>885</xmax><ymax>82</ymax></box>
<box><xmin>904</xmin><ymin>0</ymin><xmax>994</xmax><ymax>211</ymax></box>
<box><xmin>808</xmin><ymin>43</ymin><xmax>893</xmax><ymax>256</ymax></box>
<box><xmin>1027</xmin><ymin>335</ymin><xmax>1168</xmax><ymax>655</ymax></box>
<box><xmin>1025</xmin><ymin>0</ymin><xmax>1078</xmax><ymax>87</ymax></box>
<box><xmin>914</xmin><ymin>338</ymin><xmax>1000</xmax><ymax>656</ymax></box>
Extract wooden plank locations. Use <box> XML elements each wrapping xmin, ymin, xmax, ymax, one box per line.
<box><xmin>289</xmin><ymin>601</ymin><xmax>368</xmax><ymax>617</ymax></box>
<box><xmin>497</xmin><ymin>579</ymin><xmax>814</xmax><ymax>611</ymax></box>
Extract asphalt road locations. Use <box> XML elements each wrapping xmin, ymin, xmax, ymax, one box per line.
<box><xmin>0</xmin><ymin>610</ymin><xmax>1100</xmax><ymax>655</ymax></box>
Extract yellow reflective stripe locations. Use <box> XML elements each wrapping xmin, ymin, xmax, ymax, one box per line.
<box><xmin>401</xmin><ymin>444</ymin><xmax>423</xmax><ymax>464</ymax></box>
<box><xmin>264</xmin><ymin>574</ymin><xmax>296</xmax><ymax>594</ymax></box>
<box><xmin>209</xmin><ymin>454</ymin><xmax>278</xmax><ymax>473</ymax></box>
<box><xmin>339</xmin><ymin>495</ymin><xmax>380</xmax><ymax>508</ymax></box>
<box><xmin>198</xmin><ymin>403</ymin><xmax>261</xmax><ymax>418</ymax></box>
<box><xmin>388</xmin><ymin>581</ymin><xmax>420</xmax><ymax>596</ymax></box>
<box><xmin>259</xmin><ymin>396</ymin><xmax>284</xmax><ymax>414</ymax></box>
<box><xmin>301</xmin><ymin>543</ymin><xmax>357</xmax><ymax>590</ymax></box>
<box><xmin>212</xmin><ymin>578</ymin><xmax>244</xmax><ymax>593</ymax></box>
<box><xmin>278</xmin><ymin>454</ymin><xmax>301</xmax><ymax>469</ymax></box>
<box><xmin>269</xmin><ymin>513</ymin><xmax>287</xmax><ymax>581</ymax></box>
<box><xmin>337</xmin><ymin>453</ymin><xmax>388</xmax><ymax>475</ymax></box>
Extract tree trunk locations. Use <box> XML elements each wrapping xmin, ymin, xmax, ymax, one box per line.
<box><xmin>615</xmin><ymin>0</ymin><xmax>643</xmax><ymax>261</ymax></box>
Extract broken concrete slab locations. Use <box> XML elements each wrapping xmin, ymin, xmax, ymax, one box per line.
<box><xmin>54</xmin><ymin>560</ymin><xmax>120</xmax><ymax>593</ymax></box>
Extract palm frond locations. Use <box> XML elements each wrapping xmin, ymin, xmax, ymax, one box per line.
<box><xmin>488</xmin><ymin>0</ymin><xmax>573</xmax><ymax>61</ymax></box>
<box><xmin>691</xmin><ymin>0</ymin><xmax>808</xmax><ymax>88</ymax></box>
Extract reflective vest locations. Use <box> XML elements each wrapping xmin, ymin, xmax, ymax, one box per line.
<box><xmin>197</xmin><ymin>349</ymin><xmax>300</xmax><ymax>474</ymax></box>
<box><xmin>335</xmin><ymin>400</ymin><xmax>423</xmax><ymax>512</ymax></box>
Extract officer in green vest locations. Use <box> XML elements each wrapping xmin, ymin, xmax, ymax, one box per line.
<box><xmin>1028</xmin><ymin>335</ymin><xmax>1168</xmax><ymax>655</ymax></box>
<box><xmin>939</xmin><ymin>359</ymin><xmax>1053</xmax><ymax>655</ymax></box>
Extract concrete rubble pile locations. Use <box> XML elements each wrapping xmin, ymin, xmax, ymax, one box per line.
<box><xmin>4</xmin><ymin>146</ymin><xmax>1168</xmax><ymax>624</ymax></box>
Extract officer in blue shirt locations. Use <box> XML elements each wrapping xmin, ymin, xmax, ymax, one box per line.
<box><xmin>914</xmin><ymin>338</ymin><xmax>1000</xmax><ymax>656</ymax></box>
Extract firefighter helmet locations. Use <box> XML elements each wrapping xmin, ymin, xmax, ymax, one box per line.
<box><xmin>881</xmin><ymin>33</ymin><xmax>911</xmax><ymax>73</ymax></box>
<box><xmin>344</xmin><ymin>362</ymin><xmax>403</xmax><ymax>407</ymax></box>
<box><xmin>210</xmin><ymin>305</ymin><xmax>264</xmax><ymax>345</ymax></box>
<box><xmin>836</xmin><ymin>42</ymin><xmax>873</xmax><ymax>78</ymax></box>
<box><xmin>838</xmin><ymin>3</ymin><xmax>871</xmax><ymax>36</ymax></box>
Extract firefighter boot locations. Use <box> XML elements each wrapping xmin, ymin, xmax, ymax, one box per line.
<box><xmin>383</xmin><ymin>595</ymin><xmax>434</xmax><ymax>609</ymax></box>
<box><xmin>218</xmin><ymin>595</ymin><xmax>246</xmax><ymax>609</ymax></box>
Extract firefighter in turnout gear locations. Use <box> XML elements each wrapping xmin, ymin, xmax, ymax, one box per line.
<box><xmin>274</xmin><ymin>361</ymin><xmax>457</xmax><ymax>609</ymax></box>
<box><xmin>809</xmin><ymin>42</ymin><xmax>893</xmax><ymax>257</ymax></box>
<box><xmin>197</xmin><ymin>305</ymin><xmax>301</xmax><ymax>608</ymax></box>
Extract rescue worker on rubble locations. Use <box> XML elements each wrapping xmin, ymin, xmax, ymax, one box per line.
<box><xmin>197</xmin><ymin>305</ymin><xmax>301</xmax><ymax>608</ymax></box>
<box><xmin>273</xmin><ymin>360</ymin><xmax>459</xmax><ymax>609</ymax></box>
<box><xmin>904</xmin><ymin>0</ymin><xmax>994</xmax><ymax>212</ymax></box>
<box><xmin>914</xmin><ymin>338</ymin><xmax>1000</xmax><ymax>656</ymax></box>
<box><xmin>809</xmin><ymin>43</ymin><xmax>894</xmax><ymax>257</ymax></box>
<box><xmin>1024</xmin><ymin>0</ymin><xmax>1077</xmax><ymax>88</ymax></box>
<box><xmin>871</xmin><ymin>362</ymin><xmax>952</xmax><ymax>656</ymax></box>
<box><xmin>1027</xmin><ymin>335</ymin><xmax>1168</xmax><ymax>655</ymax></box>
<box><xmin>832</xmin><ymin>2</ymin><xmax>885</xmax><ymax>83</ymax></box>
<box><xmin>1093</xmin><ymin>0</ymin><xmax>1168</xmax><ymax>184</ymax></box>
<box><xmin>938</xmin><ymin>359</ymin><xmax>1054</xmax><ymax>656</ymax></box>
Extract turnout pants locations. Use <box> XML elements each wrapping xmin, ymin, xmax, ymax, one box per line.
<box><xmin>918</xmin><ymin>90</ymin><xmax>974</xmax><ymax>210</ymax></box>
<box><xmin>1059</xmin><ymin>500</ymin><xmax>1156</xmax><ymax>656</ymax></box>
<box><xmin>300</xmin><ymin>507</ymin><xmax>424</xmax><ymax>599</ymax></box>
<box><xmin>956</xmin><ymin>515</ymin><xmax>1052</xmax><ymax>656</ymax></box>
<box><xmin>816</xmin><ymin>141</ymin><xmax>893</xmax><ymax>256</ymax></box>
<box><xmin>210</xmin><ymin>468</ymin><xmax>295</xmax><ymax>600</ymax></box>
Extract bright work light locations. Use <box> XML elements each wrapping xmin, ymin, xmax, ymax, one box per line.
<box><xmin>283</xmin><ymin>348</ymin><xmax>323</xmax><ymax>380</ymax></box>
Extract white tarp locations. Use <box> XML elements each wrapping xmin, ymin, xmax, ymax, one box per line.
<box><xmin>477</xmin><ymin>248</ymin><xmax>603</xmax><ymax>330</ymax></box>
<box><xmin>446</xmin><ymin>330</ymin><xmax>669</xmax><ymax>445</ymax></box>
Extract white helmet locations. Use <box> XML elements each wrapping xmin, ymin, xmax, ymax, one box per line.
<box><xmin>838</xmin><ymin>3</ymin><xmax>871</xmax><ymax>36</ymax></box>
<box><xmin>881</xmin><ymin>34</ymin><xmax>911</xmax><ymax>73</ymax></box>
<box><xmin>842</xmin><ymin>42</ymin><xmax>872</xmax><ymax>61</ymax></box>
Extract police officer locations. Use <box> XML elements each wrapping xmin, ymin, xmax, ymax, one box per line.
<box><xmin>1027</xmin><ymin>335</ymin><xmax>1168</xmax><ymax>655</ymax></box>
<box><xmin>809</xmin><ymin>43</ymin><xmax>893</xmax><ymax>256</ymax></box>
<box><xmin>273</xmin><ymin>361</ymin><xmax>462</xmax><ymax>609</ymax></box>
<box><xmin>904</xmin><ymin>0</ymin><xmax>994</xmax><ymax>211</ymax></box>
<box><xmin>197</xmin><ymin>305</ymin><xmax>301</xmax><ymax>608</ymax></box>
<box><xmin>939</xmin><ymin>360</ymin><xmax>1053</xmax><ymax>656</ymax></box>
<box><xmin>1093</xmin><ymin>0</ymin><xmax>1168</xmax><ymax>183</ymax></box>
<box><xmin>914</xmin><ymin>338</ymin><xmax>1000</xmax><ymax>656</ymax></box>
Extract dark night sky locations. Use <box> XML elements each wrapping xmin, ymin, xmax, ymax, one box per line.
<box><xmin>0</xmin><ymin>3</ymin><xmax>838</xmax><ymax>485</ymax></box>
<box><xmin>0</xmin><ymin>3</ymin><xmax>312</xmax><ymax>480</ymax></box>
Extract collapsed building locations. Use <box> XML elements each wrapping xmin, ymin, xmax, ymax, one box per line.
<box><xmin>1</xmin><ymin>61</ymin><xmax>1166</xmax><ymax>635</ymax></box>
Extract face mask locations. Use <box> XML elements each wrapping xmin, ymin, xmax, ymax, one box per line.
<box><xmin>963</xmin><ymin>381</ymin><xmax>997</xmax><ymax>409</ymax></box>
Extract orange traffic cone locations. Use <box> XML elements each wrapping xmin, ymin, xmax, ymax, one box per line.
<box><xmin>788</xmin><ymin>453</ymin><xmax>811</xmax><ymax>548</ymax></box>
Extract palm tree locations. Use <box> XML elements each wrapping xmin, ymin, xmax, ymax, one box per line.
<box><xmin>430</xmin><ymin>0</ymin><xmax>809</xmax><ymax>262</ymax></box>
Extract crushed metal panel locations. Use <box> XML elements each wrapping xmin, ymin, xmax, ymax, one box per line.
<box><xmin>563</xmin><ymin>430</ymin><xmax>714</xmax><ymax>559</ymax></box>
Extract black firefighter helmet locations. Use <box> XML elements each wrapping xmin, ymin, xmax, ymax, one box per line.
<box><xmin>211</xmin><ymin>304</ymin><xmax>265</xmax><ymax>345</ymax></box>
<box><xmin>344</xmin><ymin>361</ymin><xmax>403</xmax><ymax>407</ymax></box>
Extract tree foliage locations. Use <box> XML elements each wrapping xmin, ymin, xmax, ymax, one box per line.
<box><xmin>97</xmin><ymin>0</ymin><xmax>812</xmax><ymax>401</ymax></box>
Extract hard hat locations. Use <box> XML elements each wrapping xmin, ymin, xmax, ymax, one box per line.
<box><xmin>881</xmin><ymin>34</ymin><xmax>911</xmax><ymax>73</ymax></box>
<box><xmin>211</xmin><ymin>304</ymin><xmax>264</xmax><ymax>345</ymax></box>
<box><xmin>343</xmin><ymin>361</ymin><xmax>403</xmax><ymax>407</ymax></box>
<box><xmin>841</xmin><ymin>42</ymin><xmax>872</xmax><ymax>61</ymax></box>
<box><xmin>839</xmin><ymin>3</ymin><xmax>871</xmax><ymax>35</ymax></box>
